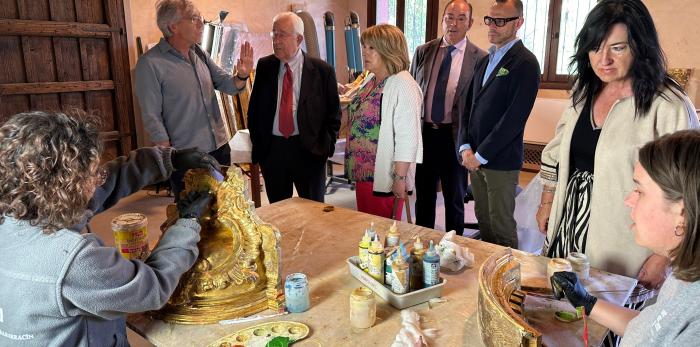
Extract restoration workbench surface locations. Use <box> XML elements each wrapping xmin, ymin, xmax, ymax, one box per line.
<box><xmin>128</xmin><ymin>198</ymin><xmax>636</xmax><ymax>346</ymax></box>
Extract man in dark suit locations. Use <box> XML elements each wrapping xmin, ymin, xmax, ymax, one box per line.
<box><xmin>248</xmin><ymin>12</ymin><xmax>341</xmax><ymax>203</ymax></box>
<box><xmin>458</xmin><ymin>0</ymin><xmax>540</xmax><ymax>248</ymax></box>
<box><xmin>410</xmin><ymin>0</ymin><xmax>486</xmax><ymax>235</ymax></box>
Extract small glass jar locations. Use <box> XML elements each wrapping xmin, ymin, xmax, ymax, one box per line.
<box><xmin>349</xmin><ymin>287</ymin><xmax>376</xmax><ymax>329</ymax></box>
<box><xmin>284</xmin><ymin>273</ymin><xmax>310</xmax><ymax>313</ymax></box>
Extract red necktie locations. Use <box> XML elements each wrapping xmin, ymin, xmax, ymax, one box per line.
<box><xmin>279</xmin><ymin>63</ymin><xmax>294</xmax><ymax>138</ymax></box>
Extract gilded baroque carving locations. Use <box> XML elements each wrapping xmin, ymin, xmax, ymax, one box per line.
<box><xmin>477</xmin><ymin>249</ymin><xmax>541</xmax><ymax>346</ymax></box>
<box><xmin>154</xmin><ymin>167</ymin><xmax>283</xmax><ymax>324</ymax></box>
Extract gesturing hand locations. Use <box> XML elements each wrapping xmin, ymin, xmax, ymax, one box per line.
<box><xmin>236</xmin><ymin>41</ymin><xmax>254</xmax><ymax>78</ymax></box>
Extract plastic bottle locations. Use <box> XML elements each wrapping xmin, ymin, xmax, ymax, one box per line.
<box><xmin>367</xmin><ymin>238</ymin><xmax>385</xmax><ymax>283</ymax></box>
<box><xmin>358</xmin><ymin>230</ymin><xmax>370</xmax><ymax>271</ymax></box>
<box><xmin>410</xmin><ymin>237</ymin><xmax>425</xmax><ymax>291</ymax></box>
<box><xmin>385</xmin><ymin>221</ymin><xmax>400</xmax><ymax>248</ymax></box>
<box><xmin>391</xmin><ymin>247</ymin><xmax>410</xmax><ymax>294</ymax></box>
<box><xmin>367</xmin><ymin>222</ymin><xmax>377</xmax><ymax>240</ymax></box>
<box><xmin>385</xmin><ymin>252</ymin><xmax>394</xmax><ymax>286</ymax></box>
<box><xmin>422</xmin><ymin>240</ymin><xmax>440</xmax><ymax>288</ymax></box>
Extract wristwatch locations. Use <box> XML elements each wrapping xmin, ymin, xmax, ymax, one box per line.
<box><xmin>236</xmin><ymin>73</ymin><xmax>250</xmax><ymax>81</ymax></box>
<box><xmin>392</xmin><ymin>173</ymin><xmax>407</xmax><ymax>181</ymax></box>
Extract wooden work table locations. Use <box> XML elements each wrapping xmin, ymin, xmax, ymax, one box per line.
<box><xmin>128</xmin><ymin>198</ymin><xmax>637</xmax><ymax>346</ymax></box>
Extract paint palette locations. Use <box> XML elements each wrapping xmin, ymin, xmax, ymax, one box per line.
<box><xmin>206</xmin><ymin>321</ymin><xmax>310</xmax><ymax>347</ymax></box>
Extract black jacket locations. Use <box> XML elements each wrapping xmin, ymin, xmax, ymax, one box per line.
<box><xmin>247</xmin><ymin>53</ymin><xmax>341</xmax><ymax>163</ymax></box>
<box><xmin>458</xmin><ymin>40</ymin><xmax>540</xmax><ymax>170</ymax></box>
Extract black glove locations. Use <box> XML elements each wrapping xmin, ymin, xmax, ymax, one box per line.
<box><xmin>177</xmin><ymin>191</ymin><xmax>212</xmax><ymax>219</ymax></box>
<box><xmin>551</xmin><ymin>271</ymin><xmax>598</xmax><ymax>315</ymax></box>
<box><xmin>172</xmin><ymin>148</ymin><xmax>221</xmax><ymax>172</ymax></box>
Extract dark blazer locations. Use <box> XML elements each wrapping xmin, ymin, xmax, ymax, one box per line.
<box><xmin>247</xmin><ymin>52</ymin><xmax>341</xmax><ymax>163</ymax></box>
<box><xmin>458</xmin><ymin>40</ymin><xmax>540</xmax><ymax>170</ymax></box>
<box><xmin>410</xmin><ymin>37</ymin><xmax>486</xmax><ymax>145</ymax></box>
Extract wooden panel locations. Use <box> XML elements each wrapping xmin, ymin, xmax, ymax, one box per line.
<box><xmin>0</xmin><ymin>0</ymin><xmax>19</xmax><ymax>19</ymax></box>
<box><xmin>79</xmin><ymin>38</ymin><xmax>111</xmax><ymax>80</ymax></box>
<box><xmin>0</xmin><ymin>19</ymin><xmax>113</xmax><ymax>38</ymax></box>
<box><xmin>86</xmin><ymin>90</ymin><xmax>115</xmax><ymax>131</ymax></box>
<box><xmin>0</xmin><ymin>95</ymin><xmax>30</xmax><ymax>120</ymax></box>
<box><xmin>18</xmin><ymin>0</ymin><xmax>51</xmax><ymax>21</ymax></box>
<box><xmin>21</xmin><ymin>37</ymin><xmax>56</xmax><ymax>82</ymax></box>
<box><xmin>104</xmin><ymin>0</ymin><xmax>135</xmax><ymax>154</ymax></box>
<box><xmin>0</xmin><ymin>36</ymin><xmax>25</xmax><ymax>83</ymax></box>
<box><xmin>29</xmin><ymin>93</ymin><xmax>61</xmax><ymax>111</ymax></box>
<box><xmin>48</xmin><ymin>0</ymin><xmax>76</xmax><ymax>21</ymax></box>
<box><xmin>0</xmin><ymin>80</ymin><xmax>114</xmax><ymax>95</ymax></box>
<box><xmin>53</xmin><ymin>38</ymin><xmax>82</xmax><ymax>81</ymax></box>
<box><xmin>60</xmin><ymin>91</ymin><xmax>85</xmax><ymax>112</ymax></box>
<box><xmin>75</xmin><ymin>0</ymin><xmax>105</xmax><ymax>24</ymax></box>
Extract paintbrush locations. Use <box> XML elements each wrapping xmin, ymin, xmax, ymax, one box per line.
<box><xmin>581</xmin><ymin>306</ymin><xmax>589</xmax><ymax>347</ymax></box>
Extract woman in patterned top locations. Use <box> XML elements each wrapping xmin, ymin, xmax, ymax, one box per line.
<box><xmin>345</xmin><ymin>24</ymin><xmax>423</xmax><ymax>219</ymax></box>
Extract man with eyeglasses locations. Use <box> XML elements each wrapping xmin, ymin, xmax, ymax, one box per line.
<box><xmin>457</xmin><ymin>0</ymin><xmax>540</xmax><ymax>249</ymax></box>
<box><xmin>247</xmin><ymin>12</ymin><xmax>341</xmax><ymax>203</ymax></box>
<box><xmin>135</xmin><ymin>0</ymin><xmax>254</xmax><ymax>202</ymax></box>
<box><xmin>409</xmin><ymin>0</ymin><xmax>486</xmax><ymax>236</ymax></box>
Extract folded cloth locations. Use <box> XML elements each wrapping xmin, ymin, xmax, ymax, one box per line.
<box><xmin>436</xmin><ymin>230</ymin><xmax>474</xmax><ymax>272</ymax></box>
<box><xmin>390</xmin><ymin>309</ymin><xmax>437</xmax><ymax>347</ymax></box>
<box><xmin>229</xmin><ymin>129</ymin><xmax>252</xmax><ymax>163</ymax></box>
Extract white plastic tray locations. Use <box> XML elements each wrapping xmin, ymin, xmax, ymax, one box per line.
<box><xmin>347</xmin><ymin>256</ymin><xmax>446</xmax><ymax>309</ymax></box>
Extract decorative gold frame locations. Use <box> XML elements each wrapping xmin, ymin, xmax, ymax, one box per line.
<box><xmin>154</xmin><ymin>167</ymin><xmax>283</xmax><ymax>324</ymax></box>
<box><xmin>477</xmin><ymin>249</ymin><xmax>541</xmax><ymax>346</ymax></box>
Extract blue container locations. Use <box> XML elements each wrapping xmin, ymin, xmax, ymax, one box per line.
<box><xmin>284</xmin><ymin>273</ymin><xmax>310</xmax><ymax>313</ymax></box>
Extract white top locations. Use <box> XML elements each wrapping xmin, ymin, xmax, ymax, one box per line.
<box><xmin>372</xmin><ymin>70</ymin><xmax>424</xmax><ymax>193</ymax></box>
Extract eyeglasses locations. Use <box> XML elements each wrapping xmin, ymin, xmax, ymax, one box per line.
<box><xmin>483</xmin><ymin>16</ymin><xmax>519</xmax><ymax>27</ymax></box>
<box><xmin>189</xmin><ymin>15</ymin><xmax>203</xmax><ymax>25</ymax></box>
<box><xmin>269</xmin><ymin>31</ymin><xmax>296</xmax><ymax>39</ymax></box>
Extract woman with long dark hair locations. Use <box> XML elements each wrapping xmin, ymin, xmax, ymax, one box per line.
<box><xmin>536</xmin><ymin>0</ymin><xmax>697</xmax><ymax>343</ymax></box>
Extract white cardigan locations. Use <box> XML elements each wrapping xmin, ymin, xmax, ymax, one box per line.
<box><xmin>372</xmin><ymin>70</ymin><xmax>424</xmax><ymax>193</ymax></box>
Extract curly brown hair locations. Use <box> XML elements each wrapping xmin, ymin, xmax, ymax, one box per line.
<box><xmin>0</xmin><ymin>111</ymin><xmax>103</xmax><ymax>233</ymax></box>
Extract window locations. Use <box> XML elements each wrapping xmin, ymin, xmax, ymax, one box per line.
<box><xmin>519</xmin><ymin>0</ymin><xmax>597</xmax><ymax>88</ymax></box>
<box><xmin>368</xmin><ymin>0</ymin><xmax>438</xmax><ymax>61</ymax></box>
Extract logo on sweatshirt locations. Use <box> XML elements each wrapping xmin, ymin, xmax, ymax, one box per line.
<box><xmin>0</xmin><ymin>307</ymin><xmax>3</xmax><ymax>322</ymax></box>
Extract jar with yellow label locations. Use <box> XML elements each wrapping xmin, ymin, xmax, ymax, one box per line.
<box><xmin>349</xmin><ymin>287</ymin><xmax>376</xmax><ymax>329</ymax></box>
<box><xmin>111</xmin><ymin>213</ymin><xmax>149</xmax><ymax>260</ymax></box>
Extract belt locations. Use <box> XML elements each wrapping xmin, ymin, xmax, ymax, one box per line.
<box><xmin>424</xmin><ymin>122</ymin><xmax>452</xmax><ymax>130</ymax></box>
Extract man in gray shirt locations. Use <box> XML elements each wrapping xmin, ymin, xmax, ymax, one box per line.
<box><xmin>135</xmin><ymin>0</ymin><xmax>253</xmax><ymax>201</ymax></box>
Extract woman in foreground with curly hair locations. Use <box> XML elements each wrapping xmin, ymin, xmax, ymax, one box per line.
<box><xmin>0</xmin><ymin>111</ymin><xmax>211</xmax><ymax>346</ymax></box>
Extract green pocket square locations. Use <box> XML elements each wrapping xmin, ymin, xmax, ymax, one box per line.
<box><xmin>496</xmin><ymin>67</ymin><xmax>509</xmax><ymax>77</ymax></box>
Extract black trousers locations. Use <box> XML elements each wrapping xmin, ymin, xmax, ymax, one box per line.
<box><xmin>415</xmin><ymin>125</ymin><xmax>466</xmax><ymax>235</ymax></box>
<box><xmin>170</xmin><ymin>142</ymin><xmax>231</xmax><ymax>202</ymax></box>
<box><xmin>260</xmin><ymin>135</ymin><xmax>326</xmax><ymax>204</ymax></box>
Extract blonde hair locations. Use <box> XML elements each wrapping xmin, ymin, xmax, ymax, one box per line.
<box><xmin>361</xmin><ymin>24</ymin><xmax>410</xmax><ymax>75</ymax></box>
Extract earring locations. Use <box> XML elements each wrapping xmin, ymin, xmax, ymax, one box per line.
<box><xmin>674</xmin><ymin>224</ymin><xmax>685</xmax><ymax>237</ymax></box>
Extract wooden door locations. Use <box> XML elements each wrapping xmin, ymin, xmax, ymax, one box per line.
<box><xmin>0</xmin><ymin>0</ymin><xmax>135</xmax><ymax>160</ymax></box>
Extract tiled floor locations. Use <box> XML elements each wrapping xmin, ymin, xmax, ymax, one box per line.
<box><xmin>88</xmin><ymin>168</ymin><xmax>537</xmax><ymax>346</ymax></box>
